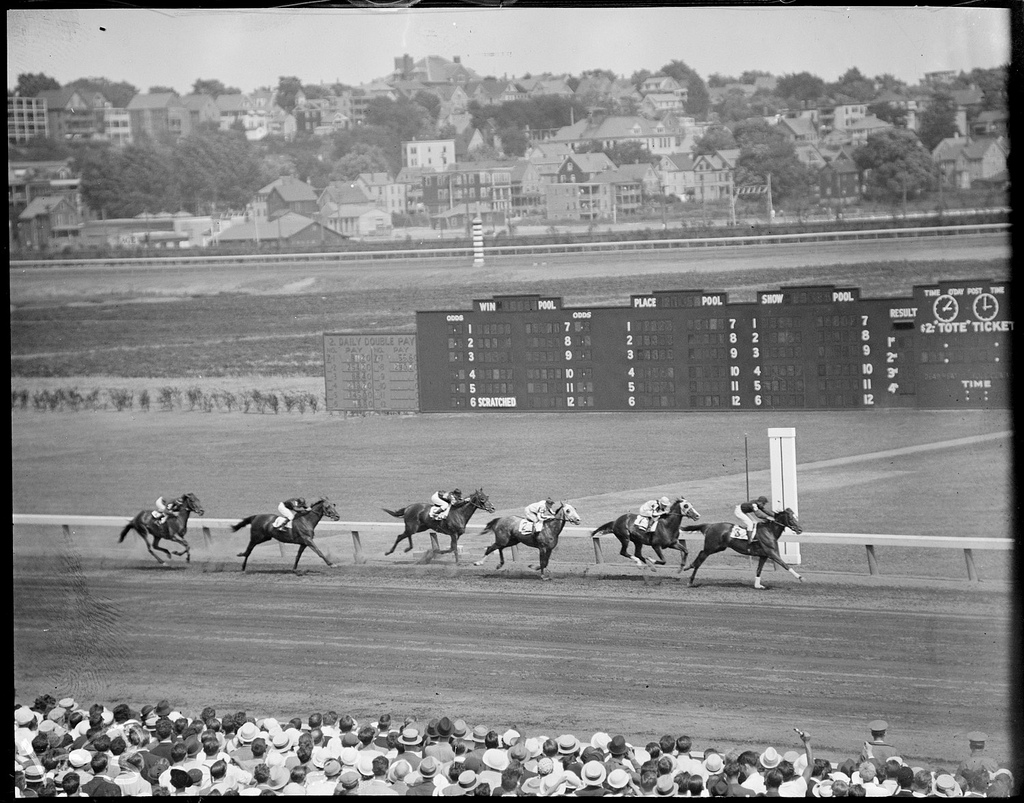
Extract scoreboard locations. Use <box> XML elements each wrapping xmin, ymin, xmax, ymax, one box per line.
<box><xmin>414</xmin><ymin>279</ymin><xmax>1011</xmax><ymax>412</ymax></box>
<box><xmin>323</xmin><ymin>333</ymin><xmax>418</xmax><ymax>412</ymax></box>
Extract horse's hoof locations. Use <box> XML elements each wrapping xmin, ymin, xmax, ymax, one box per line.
<box><xmin>796</xmin><ymin>575</ymin><xmax>804</xmax><ymax>582</ymax></box>
<box><xmin>404</xmin><ymin>546</ymin><xmax>413</xmax><ymax>553</ymax></box>
<box><xmin>473</xmin><ymin>561</ymin><xmax>484</xmax><ymax>567</ymax></box>
<box><xmin>236</xmin><ymin>552</ymin><xmax>246</xmax><ymax>558</ymax></box>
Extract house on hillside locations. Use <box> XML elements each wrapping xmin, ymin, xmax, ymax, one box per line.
<box><xmin>692</xmin><ymin>149</ymin><xmax>738</xmax><ymax>202</ymax></box>
<box><xmin>932</xmin><ymin>136</ymin><xmax>969</xmax><ymax>185</ymax></box>
<box><xmin>403</xmin><ymin>139</ymin><xmax>456</xmax><ymax>171</ymax></box>
<box><xmin>818</xmin><ymin>157</ymin><xmax>861</xmax><ymax>208</ymax></box>
<box><xmin>180</xmin><ymin>94</ymin><xmax>221</xmax><ymax>131</ymax></box>
<box><xmin>321</xmin><ymin>204</ymin><xmax>392</xmax><ymax>238</ymax></box>
<box><xmin>524</xmin><ymin>141</ymin><xmax>576</xmax><ymax>184</ymax></box>
<box><xmin>640</xmin><ymin>93</ymin><xmax>686</xmax><ymax>118</ymax></box>
<box><xmin>17</xmin><ymin>195</ymin><xmax>82</xmax><ymax>250</ymax></box>
<box><xmin>544</xmin><ymin>182</ymin><xmax>612</xmax><ymax>222</ymax></box>
<box><xmin>548</xmin><ymin>113</ymin><xmax>684</xmax><ymax>156</ymax></box>
<box><xmin>354</xmin><ymin>173</ymin><xmax>394</xmax><ymax>209</ymax></box>
<box><xmin>954</xmin><ymin>137</ymin><xmax>1009</xmax><ymax>189</ymax></box>
<box><xmin>776</xmin><ymin>116</ymin><xmax>819</xmax><ymax>144</ymax></box>
<box><xmin>249</xmin><ymin>176</ymin><xmax>318</xmax><ymax>222</ymax></box>
<box><xmin>35</xmin><ymin>88</ymin><xmax>99</xmax><ymax>140</ymax></box>
<box><xmin>657</xmin><ymin>153</ymin><xmax>696</xmax><ymax>200</ymax></box>
<box><xmin>555</xmin><ymin>152</ymin><xmax>617</xmax><ymax>184</ymax></box>
<box><xmin>266</xmin><ymin>178</ymin><xmax>319</xmax><ymax>219</ymax></box>
<box><xmin>126</xmin><ymin>92</ymin><xmax>190</xmax><ymax>140</ymax></box>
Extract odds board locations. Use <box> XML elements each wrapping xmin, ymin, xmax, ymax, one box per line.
<box><xmin>323</xmin><ymin>333</ymin><xmax>418</xmax><ymax>412</ymax></box>
<box><xmin>413</xmin><ymin>279</ymin><xmax>1011</xmax><ymax>412</ymax></box>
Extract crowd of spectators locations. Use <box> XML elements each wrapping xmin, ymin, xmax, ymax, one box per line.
<box><xmin>14</xmin><ymin>695</ymin><xmax>1015</xmax><ymax>797</ymax></box>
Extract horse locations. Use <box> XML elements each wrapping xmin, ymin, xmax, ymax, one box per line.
<box><xmin>473</xmin><ymin>502</ymin><xmax>582</xmax><ymax>580</ymax></box>
<box><xmin>117</xmin><ymin>492</ymin><xmax>204</xmax><ymax>566</ymax></box>
<box><xmin>382</xmin><ymin>488</ymin><xmax>494</xmax><ymax>563</ymax></box>
<box><xmin>589</xmin><ymin>496</ymin><xmax>701</xmax><ymax>570</ymax></box>
<box><xmin>681</xmin><ymin>508</ymin><xmax>804</xmax><ymax>589</ymax></box>
<box><xmin>231</xmin><ymin>498</ymin><xmax>340</xmax><ymax>573</ymax></box>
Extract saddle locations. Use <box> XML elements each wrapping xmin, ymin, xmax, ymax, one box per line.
<box><xmin>630</xmin><ymin>515</ymin><xmax>658</xmax><ymax>538</ymax></box>
<box><xmin>272</xmin><ymin>517</ymin><xmax>293</xmax><ymax>531</ymax></box>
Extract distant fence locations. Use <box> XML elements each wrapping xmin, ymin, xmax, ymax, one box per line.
<box><xmin>9</xmin><ymin>223</ymin><xmax>1007</xmax><ymax>270</ymax></box>
<box><xmin>12</xmin><ymin>515</ymin><xmax>1011</xmax><ymax>581</ymax></box>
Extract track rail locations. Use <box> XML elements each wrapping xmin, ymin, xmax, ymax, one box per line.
<box><xmin>13</xmin><ymin>514</ymin><xmax>1010</xmax><ymax>581</ymax></box>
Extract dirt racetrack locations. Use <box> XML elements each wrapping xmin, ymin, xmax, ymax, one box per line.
<box><xmin>12</xmin><ymin>234</ymin><xmax>1019</xmax><ymax>772</ymax></box>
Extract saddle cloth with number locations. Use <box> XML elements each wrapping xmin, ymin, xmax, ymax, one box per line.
<box><xmin>518</xmin><ymin>519</ymin><xmax>543</xmax><ymax>536</ymax></box>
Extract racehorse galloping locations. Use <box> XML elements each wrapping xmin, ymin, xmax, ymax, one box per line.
<box><xmin>231</xmin><ymin>498</ymin><xmax>340</xmax><ymax>572</ymax></box>
<box><xmin>118</xmin><ymin>492</ymin><xmax>204</xmax><ymax>566</ymax></box>
<box><xmin>474</xmin><ymin>502</ymin><xmax>582</xmax><ymax>581</ymax></box>
<box><xmin>383</xmin><ymin>488</ymin><xmax>494</xmax><ymax>563</ymax></box>
<box><xmin>590</xmin><ymin>496</ymin><xmax>701</xmax><ymax>571</ymax></box>
<box><xmin>682</xmin><ymin>508</ymin><xmax>803</xmax><ymax>589</ymax></box>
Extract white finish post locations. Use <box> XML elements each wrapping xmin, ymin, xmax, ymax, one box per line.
<box><xmin>472</xmin><ymin>216</ymin><xmax>484</xmax><ymax>265</ymax></box>
<box><xmin>768</xmin><ymin>427</ymin><xmax>800</xmax><ymax>564</ymax></box>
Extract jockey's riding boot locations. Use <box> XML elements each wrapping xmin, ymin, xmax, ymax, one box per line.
<box><xmin>747</xmin><ymin>528</ymin><xmax>756</xmax><ymax>543</ymax></box>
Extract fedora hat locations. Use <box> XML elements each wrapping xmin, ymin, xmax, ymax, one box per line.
<box><xmin>470</xmin><ymin>725</ymin><xmax>488</xmax><ymax>743</ymax></box>
<box><xmin>813</xmin><ymin>779</ymin><xmax>835</xmax><ymax>798</ymax></box>
<box><xmin>437</xmin><ymin>717</ymin><xmax>453</xmax><ymax>738</ymax></box>
<box><xmin>760</xmin><ymin>746</ymin><xmax>781</xmax><ymax>769</ymax></box>
<box><xmin>271</xmin><ymin>731</ymin><xmax>290</xmax><ymax>750</ymax></box>
<box><xmin>355</xmin><ymin>753</ymin><xmax>375</xmax><ymax>779</ymax></box>
<box><xmin>608</xmin><ymin>734</ymin><xmax>628</xmax><ymax>757</ymax></box>
<box><xmin>451</xmin><ymin>719</ymin><xmax>468</xmax><ymax>739</ymax></box>
<box><xmin>581</xmin><ymin>760</ymin><xmax>607</xmax><ymax>787</ymax></box>
<box><xmin>590</xmin><ymin>731</ymin><xmax>612</xmax><ymax>752</ymax></box>
<box><xmin>398</xmin><ymin>727</ymin><xmax>422</xmax><ymax>746</ymax></box>
<box><xmin>68</xmin><ymin>749</ymin><xmax>92</xmax><ymax>769</ymax></box>
<box><xmin>339</xmin><ymin>747</ymin><xmax>359</xmax><ymax>767</ymax></box>
<box><xmin>418</xmin><ymin>756</ymin><xmax>440</xmax><ymax>778</ymax></box>
<box><xmin>655</xmin><ymin>774</ymin><xmax>679</xmax><ymax>796</ymax></box>
<box><xmin>267</xmin><ymin>765</ymin><xmax>290</xmax><ymax>790</ymax></box>
<box><xmin>323</xmin><ymin>758</ymin><xmax>342</xmax><ymax>779</ymax></box>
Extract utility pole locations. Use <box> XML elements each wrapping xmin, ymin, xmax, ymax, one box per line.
<box><xmin>766</xmin><ymin>172</ymin><xmax>774</xmax><ymax>222</ymax></box>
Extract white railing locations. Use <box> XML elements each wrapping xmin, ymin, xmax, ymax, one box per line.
<box><xmin>13</xmin><ymin>515</ymin><xmax>1010</xmax><ymax>581</ymax></box>
<box><xmin>8</xmin><ymin>223</ymin><xmax>1007</xmax><ymax>270</ymax></box>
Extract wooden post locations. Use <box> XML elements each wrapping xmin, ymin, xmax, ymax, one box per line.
<box><xmin>509</xmin><ymin>544</ymin><xmax>518</xmax><ymax>562</ymax></box>
<box><xmin>62</xmin><ymin>524</ymin><xmax>72</xmax><ymax>543</ymax></box>
<box><xmin>865</xmin><ymin>544</ymin><xmax>880</xmax><ymax>576</ymax></box>
<box><xmin>351</xmin><ymin>530</ymin><xmax>365</xmax><ymax>564</ymax></box>
<box><xmin>964</xmin><ymin>548</ymin><xmax>979</xmax><ymax>581</ymax></box>
<box><xmin>202</xmin><ymin>527</ymin><xmax>212</xmax><ymax>548</ymax></box>
<box><xmin>592</xmin><ymin>537</ymin><xmax>603</xmax><ymax>564</ymax></box>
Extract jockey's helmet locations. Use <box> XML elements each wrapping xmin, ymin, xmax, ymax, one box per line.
<box><xmin>659</xmin><ymin>496</ymin><xmax>670</xmax><ymax>507</ymax></box>
<box><xmin>757</xmin><ymin>495</ymin><xmax>768</xmax><ymax>505</ymax></box>
<box><xmin>452</xmin><ymin>488</ymin><xmax>462</xmax><ymax>496</ymax></box>
<box><xmin>545</xmin><ymin>496</ymin><xmax>554</xmax><ymax>506</ymax></box>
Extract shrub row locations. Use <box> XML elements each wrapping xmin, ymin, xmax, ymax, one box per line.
<box><xmin>11</xmin><ymin>386</ymin><xmax>323</xmax><ymax>414</ymax></box>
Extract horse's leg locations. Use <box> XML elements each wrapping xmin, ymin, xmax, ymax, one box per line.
<box><xmin>755</xmin><ymin>549</ymin><xmax>802</xmax><ymax>589</ymax></box>
<box><xmin>672</xmin><ymin>541</ymin><xmax>689</xmax><ymax>573</ymax></box>
<box><xmin>535</xmin><ymin>547</ymin><xmax>553</xmax><ymax>580</ymax></box>
<box><xmin>299</xmin><ymin>538</ymin><xmax>333</xmax><ymax>569</ymax></box>
<box><xmin>686</xmin><ymin>548</ymin><xmax>718</xmax><ymax>586</ymax></box>
<box><xmin>292</xmin><ymin>544</ymin><xmax>307</xmax><ymax>572</ymax></box>
<box><xmin>616</xmin><ymin>532</ymin><xmax>634</xmax><ymax>561</ymax></box>
<box><xmin>238</xmin><ymin>532</ymin><xmax>262</xmax><ymax>571</ymax></box>
<box><xmin>141</xmin><ymin>532</ymin><xmax>168</xmax><ymax>566</ymax></box>
<box><xmin>631</xmin><ymin>539</ymin><xmax>647</xmax><ymax>568</ymax></box>
<box><xmin>151</xmin><ymin>536</ymin><xmax>175</xmax><ymax>562</ymax></box>
<box><xmin>473</xmin><ymin>542</ymin><xmax>502</xmax><ymax>567</ymax></box>
<box><xmin>650</xmin><ymin>544</ymin><xmax>668</xmax><ymax>566</ymax></box>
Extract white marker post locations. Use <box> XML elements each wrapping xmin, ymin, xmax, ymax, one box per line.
<box><xmin>472</xmin><ymin>215</ymin><xmax>484</xmax><ymax>266</ymax></box>
<box><xmin>768</xmin><ymin>427</ymin><xmax>800</xmax><ymax>565</ymax></box>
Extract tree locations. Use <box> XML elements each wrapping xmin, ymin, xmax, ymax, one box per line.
<box><xmin>852</xmin><ymin>129</ymin><xmax>935</xmax><ymax>205</ymax></box>
<box><xmin>739</xmin><ymin>70</ymin><xmax>773</xmax><ymax>85</ymax></box>
<box><xmin>172</xmin><ymin>128</ymin><xmax>269</xmax><ymax>213</ymax></box>
<box><xmin>10</xmin><ymin>135</ymin><xmax>71</xmax><ymax>161</ymax></box>
<box><xmin>707</xmin><ymin>73</ymin><xmax>737</xmax><ymax>88</ymax></box>
<box><xmin>364</xmin><ymin>96</ymin><xmax>432</xmax><ymax>145</ymax></box>
<box><xmin>868</xmin><ymin>101</ymin><xmax>908</xmax><ymax>128</ymax></box>
<box><xmin>65</xmin><ymin>77</ymin><xmax>138</xmax><ymax>108</ymax></box>
<box><xmin>276</xmin><ymin>76</ymin><xmax>304</xmax><ymax>113</ymax></box>
<box><xmin>775</xmin><ymin>72</ymin><xmax>826</xmax><ymax>103</ymax></box>
<box><xmin>693</xmin><ymin>125</ymin><xmax>737</xmax><ymax>156</ymax></box>
<box><xmin>15</xmin><ymin>72</ymin><xmax>59</xmax><ymax>96</ymax></box>
<box><xmin>412</xmin><ymin>91</ymin><xmax>441</xmax><ymax>124</ymax></box>
<box><xmin>658</xmin><ymin>59</ymin><xmax>710</xmax><ymax>119</ymax></box>
<box><xmin>731</xmin><ymin>118</ymin><xmax>815</xmax><ymax>204</ymax></box>
<box><xmin>191</xmin><ymin>78</ymin><xmax>240</xmax><ymax>97</ymax></box>
<box><xmin>148</xmin><ymin>86</ymin><xmax>177</xmax><ymax>95</ymax></box>
<box><xmin>873</xmin><ymin>73</ymin><xmax>908</xmax><ymax>94</ymax></box>
<box><xmin>917</xmin><ymin>91</ymin><xmax>958</xmax><ymax>151</ymax></box>
<box><xmin>629</xmin><ymin>69</ymin><xmax>652</xmax><ymax>88</ymax></box>
<box><xmin>829</xmin><ymin>67</ymin><xmax>875</xmax><ymax>103</ymax></box>
<box><xmin>328</xmin><ymin>143</ymin><xmax>391</xmax><ymax>181</ymax></box>
<box><xmin>712</xmin><ymin>92</ymin><xmax>754</xmax><ymax>125</ymax></box>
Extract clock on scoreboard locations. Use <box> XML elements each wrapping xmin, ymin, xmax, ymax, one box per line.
<box><xmin>411</xmin><ymin>279</ymin><xmax>1011</xmax><ymax>413</ymax></box>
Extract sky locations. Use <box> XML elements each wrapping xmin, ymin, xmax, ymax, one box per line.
<box><xmin>7</xmin><ymin>6</ymin><xmax>1013</xmax><ymax>95</ymax></box>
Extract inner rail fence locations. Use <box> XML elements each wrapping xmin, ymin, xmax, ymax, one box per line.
<box><xmin>12</xmin><ymin>515</ymin><xmax>1011</xmax><ymax>582</ymax></box>
<box><xmin>9</xmin><ymin>223</ymin><xmax>1007</xmax><ymax>270</ymax></box>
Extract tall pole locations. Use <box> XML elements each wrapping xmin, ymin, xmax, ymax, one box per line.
<box><xmin>766</xmin><ymin>172</ymin><xmax>774</xmax><ymax>222</ymax></box>
<box><xmin>744</xmin><ymin>433</ymin><xmax>750</xmax><ymax>500</ymax></box>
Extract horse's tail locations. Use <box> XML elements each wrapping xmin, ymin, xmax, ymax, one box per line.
<box><xmin>117</xmin><ymin>521</ymin><xmax>136</xmax><ymax>543</ymax></box>
<box><xmin>230</xmin><ymin>516</ymin><xmax>257</xmax><ymax>533</ymax></box>
<box><xmin>382</xmin><ymin>507</ymin><xmax>406</xmax><ymax>519</ymax></box>
<box><xmin>590</xmin><ymin>521</ymin><xmax>616</xmax><ymax>537</ymax></box>
<box><xmin>480</xmin><ymin>518</ymin><xmax>501</xmax><ymax>535</ymax></box>
<box><xmin>681</xmin><ymin>523</ymin><xmax>709</xmax><ymax>534</ymax></box>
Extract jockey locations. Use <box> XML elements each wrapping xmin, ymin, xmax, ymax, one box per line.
<box><xmin>735</xmin><ymin>495</ymin><xmax>775</xmax><ymax>543</ymax></box>
<box><xmin>637</xmin><ymin>496</ymin><xmax>671</xmax><ymax>532</ymax></box>
<box><xmin>524</xmin><ymin>497</ymin><xmax>559</xmax><ymax>532</ymax></box>
<box><xmin>430</xmin><ymin>488</ymin><xmax>462</xmax><ymax>520</ymax></box>
<box><xmin>152</xmin><ymin>495</ymin><xmax>179</xmax><ymax>525</ymax></box>
<box><xmin>276</xmin><ymin>497</ymin><xmax>310</xmax><ymax>530</ymax></box>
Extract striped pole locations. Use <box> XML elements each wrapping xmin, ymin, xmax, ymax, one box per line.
<box><xmin>472</xmin><ymin>215</ymin><xmax>484</xmax><ymax>266</ymax></box>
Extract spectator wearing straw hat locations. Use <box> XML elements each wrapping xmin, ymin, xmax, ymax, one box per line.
<box><xmin>394</xmin><ymin>726</ymin><xmax>424</xmax><ymax>770</ymax></box>
<box><xmin>576</xmin><ymin>760</ymin><xmax>609</xmax><ymax>797</ymax></box>
<box><xmin>406</xmin><ymin>755</ymin><xmax>443</xmax><ymax>797</ymax></box>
